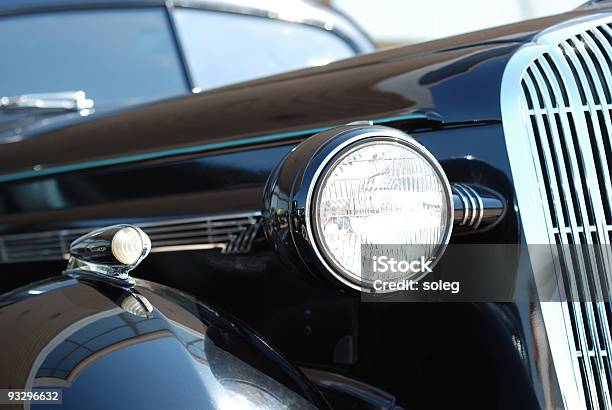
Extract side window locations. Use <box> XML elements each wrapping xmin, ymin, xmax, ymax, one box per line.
<box><xmin>0</xmin><ymin>8</ymin><xmax>187</xmax><ymax>107</ymax></box>
<box><xmin>173</xmin><ymin>9</ymin><xmax>355</xmax><ymax>91</ymax></box>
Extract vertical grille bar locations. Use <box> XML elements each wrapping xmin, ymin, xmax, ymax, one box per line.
<box><xmin>554</xmin><ymin>41</ymin><xmax>612</xmax><ymax>408</ymax></box>
<box><xmin>568</xmin><ymin>35</ymin><xmax>612</xmax><ymax>402</ymax></box>
<box><xmin>524</xmin><ymin>63</ymin><xmax>604</xmax><ymax>409</ymax></box>
<box><xmin>503</xmin><ymin>14</ymin><xmax>612</xmax><ymax>410</ymax></box>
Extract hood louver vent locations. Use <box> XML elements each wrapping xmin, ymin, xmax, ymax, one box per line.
<box><xmin>0</xmin><ymin>212</ymin><xmax>261</xmax><ymax>264</ymax></box>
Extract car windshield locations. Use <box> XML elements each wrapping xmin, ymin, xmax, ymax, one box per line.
<box><xmin>173</xmin><ymin>8</ymin><xmax>355</xmax><ymax>91</ymax></box>
<box><xmin>0</xmin><ymin>6</ymin><xmax>358</xmax><ymax>114</ymax></box>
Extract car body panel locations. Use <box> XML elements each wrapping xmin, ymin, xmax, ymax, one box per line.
<box><xmin>0</xmin><ymin>275</ymin><xmax>328</xmax><ymax>409</ymax></box>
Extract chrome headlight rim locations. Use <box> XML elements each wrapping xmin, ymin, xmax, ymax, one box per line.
<box><xmin>302</xmin><ymin>127</ymin><xmax>454</xmax><ymax>292</ymax></box>
<box><xmin>262</xmin><ymin>124</ymin><xmax>453</xmax><ymax>293</ymax></box>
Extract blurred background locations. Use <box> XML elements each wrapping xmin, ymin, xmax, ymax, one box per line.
<box><xmin>327</xmin><ymin>0</ymin><xmax>586</xmax><ymax>47</ymax></box>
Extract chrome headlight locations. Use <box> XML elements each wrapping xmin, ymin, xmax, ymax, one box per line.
<box><xmin>263</xmin><ymin>125</ymin><xmax>453</xmax><ymax>292</ymax></box>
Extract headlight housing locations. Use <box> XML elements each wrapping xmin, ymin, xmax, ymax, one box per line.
<box><xmin>263</xmin><ymin>125</ymin><xmax>453</xmax><ymax>292</ymax></box>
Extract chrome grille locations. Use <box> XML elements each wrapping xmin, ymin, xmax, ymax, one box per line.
<box><xmin>503</xmin><ymin>15</ymin><xmax>612</xmax><ymax>410</ymax></box>
<box><xmin>0</xmin><ymin>211</ymin><xmax>261</xmax><ymax>263</ymax></box>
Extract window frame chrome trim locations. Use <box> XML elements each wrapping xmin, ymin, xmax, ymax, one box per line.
<box><xmin>170</xmin><ymin>0</ymin><xmax>375</xmax><ymax>55</ymax></box>
<box><xmin>0</xmin><ymin>0</ymin><xmax>375</xmax><ymax>55</ymax></box>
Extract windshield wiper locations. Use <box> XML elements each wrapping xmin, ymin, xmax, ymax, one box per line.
<box><xmin>0</xmin><ymin>91</ymin><xmax>94</xmax><ymax>113</ymax></box>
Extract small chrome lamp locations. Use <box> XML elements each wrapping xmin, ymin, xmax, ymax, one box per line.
<box><xmin>64</xmin><ymin>224</ymin><xmax>151</xmax><ymax>287</ymax></box>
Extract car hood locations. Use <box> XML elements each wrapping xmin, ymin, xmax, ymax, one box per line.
<box><xmin>0</xmin><ymin>276</ymin><xmax>327</xmax><ymax>410</ymax></box>
<box><xmin>0</xmin><ymin>3</ymin><xmax>611</xmax><ymax>183</ymax></box>
<box><xmin>0</xmin><ymin>105</ymin><xmax>130</xmax><ymax>146</ymax></box>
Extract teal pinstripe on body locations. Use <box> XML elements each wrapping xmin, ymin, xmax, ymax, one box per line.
<box><xmin>0</xmin><ymin>114</ymin><xmax>425</xmax><ymax>183</ymax></box>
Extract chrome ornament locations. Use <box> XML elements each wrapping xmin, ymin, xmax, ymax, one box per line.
<box><xmin>64</xmin><ymin>224</ymin><xmax>151</xmax><ymax>286</ymax></box>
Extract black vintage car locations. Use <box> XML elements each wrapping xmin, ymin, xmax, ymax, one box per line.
<box><xmin>2</xmin><ymin>0</ymin><xmax>612</xmax><ymax>409</ymax></box>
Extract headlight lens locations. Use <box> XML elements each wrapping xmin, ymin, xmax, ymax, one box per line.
<box><xmin>311</xmin><ymin>139</ymin><xmax>451</xmax><ymax>285</ymax></box>
<box><xmin>263</xmin><ymin>124</ymin><xmax>453</xmax><ymax>293</ymax></box>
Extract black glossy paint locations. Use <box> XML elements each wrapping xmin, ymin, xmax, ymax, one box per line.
<box><xmin>0</xmin><ymin>125</ymin><xmax>532</xmax><ymax>409</ymax></box>
<box><xmin>0</xmin><ymin>276</ymin><xmax>328</xmax><ymax>409</ymax></box>
<box><xmin>0</xmin><ymin>144</ymin><xmax>294</xmax><ymax>216</ymax></box>
<box><xmin>3</xmin><ymin>4</ymin><xmax>612</xmax><ymax>409</ymax></box>
<box><xmin>4</xmin><ymin>7</ymin><xmax>610</xmax><ymax>177</ymax></box>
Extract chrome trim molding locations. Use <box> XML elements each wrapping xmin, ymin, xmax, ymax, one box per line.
<box><xmin>302</xmin><ymin>127</ymin><xmax>454</xmax><ymax>292</ymax></box>
<box><xmin>263</xmin><ymin>124</ymin><xmax>454</xmax><ymax>293</ymax></box>
<box><xmin>502</xmin><ymin>13</ymin><xmax>612</xmax><ymax>410</ymax></box>
<box><xmin>222</xmin><ymin>219</ymin><xmax>262</xmax><ymax>254</ymax></box>
<box><xmin>0</xmin><ymin>211</ymin><xmax>261</xmax><ymax>263</ymax></box>
<box><xmin>451</xmin><ymin>183</ymin><xmax>506</xmax><ymax>233</ymax></box>
<box><xmin>0</xmin><ymin>90</ymin><xmax>94</xmax><ymax>113</ymax></box>
<box><xmin>171</xmin><ymin>0</ymin><xmax>376</xmax><ymax>54</ymax></box>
